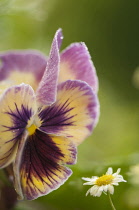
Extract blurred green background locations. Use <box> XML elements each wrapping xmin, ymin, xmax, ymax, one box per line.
<box><xmin>0</xmin><ymin>0</ymin><xmax>139</xmax><ymax>209</ymax></box>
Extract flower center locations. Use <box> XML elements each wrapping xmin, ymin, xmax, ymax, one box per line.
<box><xmin>95</xmin><ymin>175</ymin><xmax>114</xmax><ymax>186</ymax></box>
<box><xmin>27</xmin><ymin>124</ymin><xmax>37</xmax><ymax>135</ymax></box>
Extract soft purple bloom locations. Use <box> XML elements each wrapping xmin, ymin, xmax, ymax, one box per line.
<box><xmin>0</xmin><ymin>29</ymin><xmax>99</xmax><ymax>200</ymax></box>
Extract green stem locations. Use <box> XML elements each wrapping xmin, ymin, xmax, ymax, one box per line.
<box><xmin>108</xmin><ymin>192</ymin><xmax>116</xmax><ymax>210</ymax></box>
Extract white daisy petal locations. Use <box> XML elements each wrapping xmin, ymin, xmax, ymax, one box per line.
<box><xmin>86</xmin><ymin>188</ymin><xmax>91</xmax><ymax>196</ymax></box>
<box><xmin>82</xmin><ymin>177</ymin><xmax>93</xmax><ymax>182</ymax></box>
<box><xmin>99</xmin><ymin>186</ymin><xmax>105</xmax><ymax>192</ymax></box>
<box><xmin>83</xmin><ymin>182</ymin><xmax>94</xmax><ymax>185</ymax></box>
<box><xmin>91</xmin><ymin>176</ymin><xmax>98</xmax><ymax>179</ymax></box>
<box><xmin>103</xmin><ymin>185</ymin><xmax>108</xmax><ymax>192</ymax></box>
<box><xmin>113</xmin><ymin>168</ymin><xmax>121</xmax><ymax>176</ymax></box>
<box><xmin>116</xmin><ymin>175</ymin><xmax>123</xmax><ymax>179</ymax></box>
<box><xmin>106</xmin><ymin>167</ymin><xmax>113</xmax><ymax>175</ymax></box>
<box><xmin>82</xmin><ymin>177</ymin><xmax>98</xmax><ymax>186</ymax></box>
<box><xmin>112</xmin><ymin>182</ymin><xmax>119</xmax><ymax>186</ymax></box>
<box><xmin>108</xmin><ymin>185</ymin><xmax>114</xmax><ymax>194</ymax></box>
<box><xmin>112</xmin><ymin>174</ymin><xmax>117</xmax><ymax>177</ymax></box>
<box><xmin>90</xmin><ymin>185</ymin><xmax>100</xmax><ymax>196</ymax></box>
<box><xmin>113</xmin><ymin>178</ymin><xmax>121</xmax><ymax>182</ymax></box>
<box><xmin>114</xmin><ymin>177</ymin><xmax>126</xmax><ymax>183</ymax></box>
<box><xmin>116</xmin><ymin>168</ymin><xmax>121</xmax><ymax>174</ymax></box>
<box><xmin>96</xmin><ymin>189</ymin><xmax>103</xmax><ymax>197</ymax></box>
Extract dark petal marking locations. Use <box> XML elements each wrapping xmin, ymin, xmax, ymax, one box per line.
<box><xmin>2</xmin><ymin>103</ymin><xmax>33</xmax><ymax>136</ymax></box>
<box><xmin>39</xmin><ymin>98</ymin><xmax>76</xmax><ymax>134</ymax></box>
<box><xmin>19</xmin><ymin>129</ymin><xmax>76</xmax><ymax>200</ymax></box>
<box><xmin>30</xmin><ymin>140</ymin><xmax>59</xmax><ymax>188</ymax></box>
<box><xmin>0</xmin><ymin>103</ymin><xmax>34</xmax><ymax>165</ymax></box>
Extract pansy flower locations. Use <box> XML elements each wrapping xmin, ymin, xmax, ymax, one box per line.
<box><xmin>0</xmin><ymin>29</ymin><xmax>99</xmax><ymax>200</ymax></box>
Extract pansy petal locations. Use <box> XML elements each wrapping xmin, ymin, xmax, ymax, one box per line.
<box><xmin>14</xmin><ymin>129</ymin><xmax>76</xmax><ymax>200</ymax></box>
<box><xmin>56</xmin><ymin>28</ymin><xmax>63</xmax><ymax>49</ymax></box>
<box><xmin>0</xmin><ymin>51</ymin><xmax>47</xmax><ymax>90</ymax></box>
<box><xmin>36</xmin><ymin>29</ymin><xmax>62</xmax><ymax>105</ymax></box>
<box><xmin>13</xmin><ymin>131</ymin><xmax>28</xmax><ymax>200</ymax></box>
<box><xmin>0</xmin><ymin>84</ymin><xmax>36</xmax><ymax>168</ymax></box>
<box><xmin>59</xmin><ymin>43</ymin><xmax>98</xmax><ymax>92</ymax></box>
<box><xmin>39</xmin><ymin>80</ymin><xmax>99</xmax><ymax>146</ymax></box>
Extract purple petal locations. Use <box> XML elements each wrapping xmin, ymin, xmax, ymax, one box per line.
<box><xmin>0</xmin><ymin>50</ymin><xmax>47</xmax><ymax>83</ymax></box>
<box><xmin>36</xmin><ymin>29</ymin><xmax>62</xmax><ymax>105</ymax></box>
<box><xmin>59</xmin><ymin>43</ymin><xmax>98</xmax><ymax>92</ymax></box>
<box><xmin>56</xmin><ymin>28</ymin><xmax>63</xmax><ymax>49</ymax></box>
<box><xmin>13</xmin><ymin>129</ymin><xmax>76</xmax><ymax>200</ymax></box>
<box><xmin>39</xmin><ymin>80</ymin><xmax>99</xmax><ymax>146</ymax></box>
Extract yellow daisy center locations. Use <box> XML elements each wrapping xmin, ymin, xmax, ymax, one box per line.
<box><xmin>27</xmin><ymin>124</ymin><xmax>37</xmax><ymax>136</ymax></box>
<box><xmin>95</xmin><ymin>174</ymin><xmax>114</xmax><ymax>186</ymax></box>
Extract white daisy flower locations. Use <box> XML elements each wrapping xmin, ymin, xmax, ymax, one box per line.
<box><xmin>82</xmin><ymin>167</ymin><xmax>126</xmax><ymax>197</ymax></box>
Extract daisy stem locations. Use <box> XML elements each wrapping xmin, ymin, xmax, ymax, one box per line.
<box><xmin>108</xmin><ymin>192</ymin><xmax>116</xmax><ymax>210</ymax></box>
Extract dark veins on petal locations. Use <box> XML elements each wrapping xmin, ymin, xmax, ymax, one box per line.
<box><xmin>39</xmin><ymin>99</ymin><xmax>76</xmax><ymax>133</ymax></box>
<box><xmin>3</xmin><ymin>103</ymin><xmax>33</xmax><ymax>143</ymax></box>
<box><xmin>20</xmin><ymin>129</ymin><xmax>72</xmax><ymax>200</ymax></box>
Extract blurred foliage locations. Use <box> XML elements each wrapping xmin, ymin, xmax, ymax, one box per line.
<box><xmin>0</xmin><ymin>0</ymin><xmax>139</xmax><ymax>209</ymax></box>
